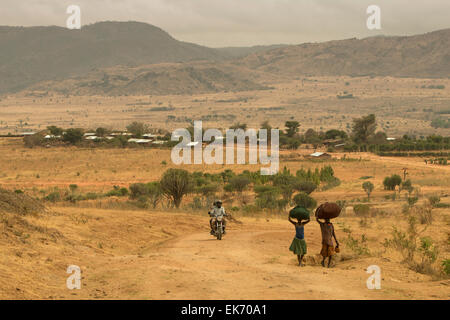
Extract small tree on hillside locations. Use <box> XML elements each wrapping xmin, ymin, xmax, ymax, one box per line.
<box><xmin>63</xmin><ymin>128</ymin><xmax>84</xmax><ymax>144</ymax></box>
<box><xmin>95</xmin><ymin>127</ymin><xmax>109</xmax><ymax>137</ymax></box>
<box><xmin>147</xmin><ymin>182</ymin><xmax>163</xmax><ymax>208</ymax></box>
<box><xmin>352</xmin><ymin>114</ymin><xmax>376</xmax><ymax>143</ymax></box>
<box><xmin>160</xmin><ymin>169</ymin><xmax>194</xmax><ymax>208</ymax></box>
<box><xmin>293</xmin><ymin>180</ymin><xmax>317</xmax><ymax>195</ymax></box>
<box><xmin>362</xmin><ymin>181</ymin><xmax>374</xmax><ymax>200</ymax></box>
<box><xmin>126</xmin><ymin>122</ymin><xmax>149</xmax><ymax>138</ymax></box>
<box><xmin>383</xmin><ymin>174</ymin><xmax>402</xmax><ymax>191</ymax></box>
<box><xmin>285</xmin><ymin>121</ymin><xmax>300</xmax><ymax>137</ymax></box>
<box><xmin>47</xmin><ymin>126</ymin><xmax>63</xmax><ymax>136</ymax></box>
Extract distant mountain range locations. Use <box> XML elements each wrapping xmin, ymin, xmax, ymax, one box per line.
<box><xmin>0</xmin><ymin>21</ymin><xmax>449</xmax><ymax>95</ymax></box>
<box><xmin>237</xmin><ymin>28</ymin><xmax>450</xmax><ymax>78</ymax></box>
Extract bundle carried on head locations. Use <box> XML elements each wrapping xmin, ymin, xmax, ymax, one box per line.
<box><xmin>315</xmin><ymin>202</ymin><xmax>341</xmax><ymax>220</ymax></box>
<box><xmin>289</xmin><ymin>206</ymin><xmax>310</xmax><ymax>220</ymax></box>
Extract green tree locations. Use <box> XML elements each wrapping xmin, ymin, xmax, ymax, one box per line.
<box><xmin>160</xmin><ymin>169</ymin><xmax>194</xmax><ymax>208</ymax></box>
<box><xmin>147</xmin><ymin>182</ymin><xmax>163</xmax><ymax>208</ymax></box>
<box><xmin>47</xmin><ymin>126</ymin><xmax>63</xmax><ymax>136</ymax></box>
<box><xmin>352</xmin><ymin>114</ymin><xmax>377</xmax><ymax>143</ymax></box>
<box><xmin>126</xmin><ymin>122</ymin><xmax>149</xmax><ymax>138</ymax></box>
<box><xmin>362</xmin><ymin>181</ymin><xmax>374</xmax><ymax>200</ymax></box>
<box><xmin>95</xmin><ymin>127</ymin><xmax>108</xmax><ymax>137</ymax></box>
<box><xmin>383</xmin><ymin>174</ymin><xmax>402</xmax><ymax>191</ymax></box>
<box><xmin>285</xmin><ymin>121</ymin><xmax>300</xmax><ymax>137</ymax></box>
<box><xmin>293</xmin><ymin>181</ymin><xmax>317</xmax><ymax>195</ymax></box>
<box><xmin>63</xmin><ymin>128</ymin><xmax>84</xmax><ymax>144</ymax></box>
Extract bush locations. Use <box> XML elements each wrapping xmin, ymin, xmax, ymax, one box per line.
<box><xmin>442</xmin><ymin>259</ymin><xmax>450</xmax><ymax>275</ymax></box>
<box><xmin>344</xmin><ymin>233</ymin><xmax>370</xmax><ymax>256</ymax></box>
<box><xmin>63</xmin><ymin>128</ymin><xmax>84</xmax><ymax>144</ymax></box>
<box><xmin>293</xmin><ymin>181</ymin><xmax>317</xmax><ymax>195</ymax></box>
<box><xmin>384</xmin><ymin>216</ymin><xmax>442</xmax><ymax>277</ymax></box>
<box><xmin>129</xmin><ymin>183</ymin><xmax>149</xmax><ymax>199</ymax></box>
<box><xmin>428</xmin><ymin>195</ymin><xmax>441</xmax><ymax>207</ymax></box>
<box><xmin>105</xmin><ymin>186</ymin><xmax>129</xmax><ymax>197</ymax></box>
<box><xmin>126</xmin><ymin>122</ymin><xmax>149</xmax><ymax>138</ymax></box>
<box><xmin>292</xmin><ymin>192</ymin><xmax>317</xmax><ymax>209</ymax></box>
<box><xmin>383</xmin><ymin>174</ymin><xmax>402</xmax><ymax>191</ymax></box>
<box><xmin>24</xmin><ymin>133</ymin><xmax>45</xmax><ymax>148</ymax></box>
<box><xmin>45</xmin><ymin>192</ymin><xmax>61</xmax><ymax>203</ymax></box>
<box><xmin>254</xmin><ymin>185</ymin><xmax>280</xmax><ymax>209</ymax></box>
<box><xmin>226</xmin><ymin>176</ymin><xmax>251</xmax><ymax>193</ymax></box>
<box><xmin>407</xmin><ymin>196</ymin><xmax>418</xmax><ymax>207</ymax></box>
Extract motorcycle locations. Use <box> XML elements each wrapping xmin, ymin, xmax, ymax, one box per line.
<box><xmin>212</xmin><ymin>215</ymin><xmax>225</xmax><ymax>240</ymax></box>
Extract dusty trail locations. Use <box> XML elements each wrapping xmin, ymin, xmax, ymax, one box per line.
<box><xmin>100</xmin><ymin>224</ymin><xmax>448</xmax><ymax>300</ymax></box>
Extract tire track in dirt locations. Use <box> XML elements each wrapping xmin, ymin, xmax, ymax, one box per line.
<box><xmin>134</xmin><ymin>229</ymin><xmax>382</xmax><ymax>299</ymax></box>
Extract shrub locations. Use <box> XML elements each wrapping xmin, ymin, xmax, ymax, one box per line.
<box><xmin>45</xmin><ymin>192</ymin><xmax>61</xmax><ymax>202</ymax></box>
<box><xmin>442</xmin><ymin>259</ymin><xmax>450</xmax><ymax>275</ymax></box>
<box><xmin>63</xmin><ymin>128</ymin><xmax>84</xmax><ymax>144</ymax></box>
<box><xmin>126</xmin><ymin>122</ymin><xmax>149</xmax><ymax>138</ymax></box>
<box><xmin>344</xmin><ymin>233</ymin><xmax>370</xmax><ymax>256</ymax></box>
<box><xmin>95</xmin><ymin>127</ymin><xmax>108</xmax><ymax>137</ymax></box>
<box><xmin>383</xmin><ymin>174</ymin><xmax>402</xmax><ymax>191</ymax></box>
<box><xmin>384</xmin><ymin>216</ymin><xmax>442</xmax><ymax>277</ymax></box>
<box><xmin>129</xmin><ymin>183</ymin><xmax>149</xmax><ymax>199</ymax></box>
<box><xmin>407</xmin><ymin>196</ymin><xmax>418</xmax><ymax>207</ymax></box>
<box><xmin>47</xmin><ymin>126</ymin><xmax>63</xmax><ymax>136</ymax></box>
<box><xmin>106</xmin><ymin>186</ymin><xmax>129</xmax><ymax>197</ymax></box>
<box><xmin>428</xmin><ymin>195</ymin><xmax>441</xmax><ymax>207</ymax></box>
<box><xmin>24</xmin><ymin>133</ymin><xmax>45</xmax><ymax>148</ymax></box>
<box><xmin>401</xmin><ymin>179</ymin><xmax>414</xmax><ymax>195</ymax></box>
<box><xmin>254</xmin><ymin>185</ymin><xmax>280</xmax><ymax>210</ymax></box>
<box><xmin>226</xmin><ymin>176</ymin><xmax>251</xmax><ymax>193</ymax></box>
<box><xmin>293</xmin><ymin>181</ymin><xmax>317</xmax><ymax>195</ymax></box>
<box><xmin>85</xmin><ymin>193</ymin><xmax>99</xmax><ymax>200</ymax></box>
<box><xmin>292</xmin><ymin>192</ymin><xmax>317</xmax><ymax>209</ymax></box>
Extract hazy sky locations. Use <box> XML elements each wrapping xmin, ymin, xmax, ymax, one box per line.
<box><xmin>1</xmin><ymin>0</ymin><xmax>449</xmax><ymax>47</ymax></box>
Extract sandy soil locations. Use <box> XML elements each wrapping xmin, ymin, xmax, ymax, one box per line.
<box><xmin>1</xmin><ymin>207</ymin><xmax>448</xmax><ymax>300</ymax></box>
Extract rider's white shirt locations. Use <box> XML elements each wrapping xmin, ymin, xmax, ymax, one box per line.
<box><xmin>209</xmin><ymin>206</ymin><xmax>226</xmax><ymax>217</ymax></box>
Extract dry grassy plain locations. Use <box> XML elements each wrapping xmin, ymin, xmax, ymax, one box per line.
<box><xmin>0</xmin><ymin>75</ymin><xmax>449</xmax><ymax>299</ymax></box>
<box><xmin>1</xmin><ymin>76</ymin><xmax>449</xmax><ymax>137</ymax></box>
<box><xmin>0</xmin><ymin>136</ymin><xmax>449</xmax><ymax>299</ymax></box>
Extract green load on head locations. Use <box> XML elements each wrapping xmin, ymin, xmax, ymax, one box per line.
<box><xmin>289</xmin><ymin>206</ymin><xmax>310</xmax><ymax>220</ymax></box>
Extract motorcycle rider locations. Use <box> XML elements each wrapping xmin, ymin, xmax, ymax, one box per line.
<box><xmin>209</xmin><ymin>200</ymin><xmax>227</xmax><ymax>235</ymax></box>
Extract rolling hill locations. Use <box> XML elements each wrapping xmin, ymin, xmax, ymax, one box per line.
<box><xmin>236</xmin><ymin>29</ymin><xmax>450</xmax><ymax>78</ymax></box>
<box><xmin>0</xmin><ymin>21</ymin><xmax>449</xmax><ymax>96</ymax></box>
<box><xmin>0</xmin><ymin>21</ymin><xmax>228</xmax><ymax>93</ymax></box>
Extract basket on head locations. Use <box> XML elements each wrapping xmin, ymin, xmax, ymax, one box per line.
<box><xmin>315</xmin><ymin>202</ymin><xmax>341</xmax><ymax>220</ymax></box>
<box><xmin>289</xmin><ymin>206</ymin><xmax>310</xmax><ymax>220</ymax></box>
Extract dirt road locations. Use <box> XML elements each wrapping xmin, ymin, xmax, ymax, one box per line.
<box><xmin>91</xmin><ymin>221</ymin><xmax>448</xmax><ymax>300</ymax></box>
<box><xmin>2</xmin><ymin>207</ymin><xmax>448</xmax><ymax>300</ymax></box>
